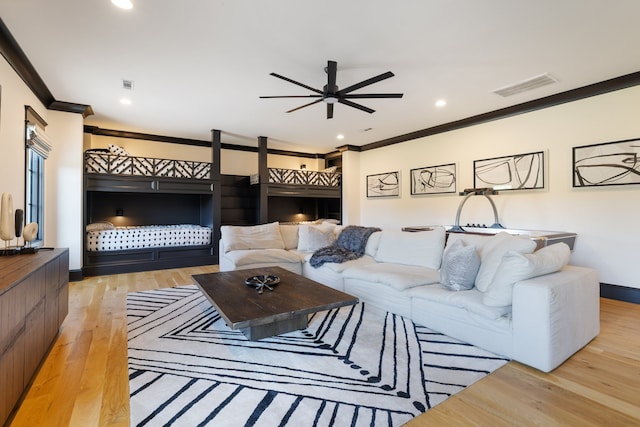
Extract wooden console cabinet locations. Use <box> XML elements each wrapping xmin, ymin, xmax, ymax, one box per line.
<box><xmin>0</xmin><ymin>248</ymin><xmax>69</xmax><ymax>426</ymax></box>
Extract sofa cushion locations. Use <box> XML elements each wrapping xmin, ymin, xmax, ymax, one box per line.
<box><xmin>297</xmin><ymin>223</ymin><xmax>336</xmax><ymax>252</ymax></box>
<box><xmin>343</xmin><ymin>262</ymin><xmax>440</xmax><ymax>291</ymax></box>
<box><xmin>475</xmin><ymin>232</ymin><xmax>537</xmax><ymax>292</ymax></box>
<box><xmin>374</xmin><ymin>227</ymin><xmax>445</xmax><ymax>270</ymax></box>
<box><xmin>221</xmin><ymin>222</ymin><xmax>284</xmax><ymax>252</ymax></box>
<box><xmin>279</xmin><ymin>224</ymin><xmax>299</xmax><ymax>250</ymax></box>
<box><xmin>483</xmin><ymin>242</ymin><xmax>571</xmax><ymax>307</ymax></box>
<box><xmin>224</xmin><ymin>248</ymin><xmax>303</xmax><ymax>266</ymax></box>
<box><xmin>364</xmin><ymin>231</ymin><xmax>382</xmax><ymax>257</ymax></box>
<box><xmin>409</xmin><ymin>285</ymin><xmax>512</xmax><ymax>320</ymax></box>
<box><xmin>440</xmin><ymin>239</ymin><xmax>480</xmax><ymax>291</ymax></box>
<box><xmin>303</xmin><ymin>253</ymin><xmax>376</xmax><ymax>273</ymax></box>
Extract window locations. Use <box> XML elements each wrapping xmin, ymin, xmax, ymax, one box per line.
<box><xmin>24</xmin><ymin>106</ymin><xmax>52</xmax><ymax>244</ymax></box>
<box><xmin>25</xmin><ymin>148</ymin><xmax>45</xmax><ymax>242</ymax></box>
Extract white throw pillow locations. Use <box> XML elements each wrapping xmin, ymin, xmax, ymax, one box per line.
<box><xmin>483</xmin><ymin>242</ymin><xmax>571</xmax><ymax>307</ymax></box>
<box><xmin>440</xmin><ymin>239</ymin><xmax>481</xmax><ymax>291</ymax></box>
<box><xmin>108</xmin><ymin>144</ymin><xmax>130</xmax><ymax>156</ymax></box>
<box><xmin>279</xmin><ymin>224</ymin><xmax>299</xmax><ymax>250</ymax></box>
<box><xmin>86</xmin><ymin>221</ymin><xmax>115</xmax><ymax>232</ymax></box>
<box><xmin>474</xmin><ymin>232</ymin><xmax>537</xmax><ymax>292</ymax></box>
<box><xmin>221</xmin><ymin>222</ymin><xmax>285</xmax><ymax>252</ymax></box>
<box><xmin>297</xmin><ymin>223</ymin><xmax>336</xmax><ymax>252</ymax></box>
<box><xmin>364</xmin><ymin>231</ymin><xmax>382</xmax><ymax>257</ymax></box>
<box><xmin>374</xmin><ymin>227</ymin><xmax>445</xmax><ymax>270</ymax></box>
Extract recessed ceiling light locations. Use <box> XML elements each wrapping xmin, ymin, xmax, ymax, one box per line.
<box><xmin>435</xmin><ymin>99</ymin><xmax>447</xmax><ymax>107</ymax></box>
<box><xmin>111</xmin><ymin>0</ymin><xmax>133</xmax><ymax>10</ymax></box>
<box><xmin>120</xmin><ymin>98</ymin><xmax>132</xmax><ymax>105</ymax></box>
<box><xmin>336</xmin><ymin>134</ymin><xmax>345</xmax><ymax>140</ymax></box>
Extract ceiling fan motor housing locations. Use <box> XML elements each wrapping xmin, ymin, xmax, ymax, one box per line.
<box><xmin>323</xmin><ymin>84</ymin><xmax>339</xmax><ymax>103</ymax></box>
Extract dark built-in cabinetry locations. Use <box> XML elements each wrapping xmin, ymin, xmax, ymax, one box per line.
<box><xmin>83</xmin><ymin>174</ymin><xmax>220</xmax><ymax>276</ymax></box>
<box><xmin>0</xmin><ymin>248</ymin><xmax>69</xmax><ymax>426</ymax></box>
<box><xmin>256</xmin><ymin>139</ymin><xmax>342</xmax><ymax>224</ymax></box>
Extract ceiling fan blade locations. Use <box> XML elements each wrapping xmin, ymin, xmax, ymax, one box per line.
<box><xmin>327</xmin><ymin>60</ymin><xmax>337</xmax><ymax>92</ymax></box>
<box><xmin>270</xmin><ymin>73</ymin><xmax>323</xmax><ymax>95</ymax></box>
<box><xmin>286</xmin><ymin>99</ymin><xmax>323</xmax><ymax>113</ymax></box>
<box><xmin>343</xmin><ymin>93</ymin><xmax>404</xmax><ymax>99</ymax></box>
<box><xmin>327</xmin><ymin>103</ymin><xmax>334</xmax><ymax>119</ymax></box>
<box><xmin>338</xmin><ymin>71</ymin><xmax>395</xmax><ymax>95</ymax></box>
<box><xmin>338</xmin><ymin>99</ymin><xmax>375</xmax><ymax>114</ymax></box>
<box><xmin>259</xmin><ymin>95</ymin><xmax>323</xmax><ymax>98</ymax></box>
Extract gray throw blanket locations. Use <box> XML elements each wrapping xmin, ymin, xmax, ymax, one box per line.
<box><xmin>309</xmin><ymin>225</ymin><xmax>381</xmax><ymax>268</ymax></box>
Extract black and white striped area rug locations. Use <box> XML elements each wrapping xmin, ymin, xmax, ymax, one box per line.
<box><xmin>128</xmin><ymin>285</ymin><xmax>508</xmax><ymax>426</ymax></box>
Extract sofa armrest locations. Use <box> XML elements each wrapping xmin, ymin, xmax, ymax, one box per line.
<box><xmin>512</xmin><ymin>265</ymin><xmax>600</xmax><ymax>372</ymax></box>
<box><xmin>218</xmin><ymin>239</ymin><xmax>234</xmax><ymax>271</ymax></box>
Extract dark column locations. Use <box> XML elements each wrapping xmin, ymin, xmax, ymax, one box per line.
<box><xmin>258</xmin><ymin>136</ymin><xmax>268</xmax><ymax>224</ymax></box>
<box><xmin>211</xmin><ymin>129</ymin><xmax>222</xmax><ymax>257</ymax></box>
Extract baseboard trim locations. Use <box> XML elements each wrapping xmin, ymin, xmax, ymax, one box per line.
<box><xmin>69</xmin><ymin>269</ymin><xmax>83</xmax><ymax>282</ymax></box>
<box><xmin>600</xmin><ymin>283</ymin><xmax>640</xmax><ymax>304</ymax></box>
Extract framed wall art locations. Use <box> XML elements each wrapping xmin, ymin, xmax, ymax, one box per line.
<box><xmin>410</xmin><ymin>163</ymin><xmax>456</xmax><ymax>195</ymax></box>
<box><xmin>474</xmin><ymin>151</ymin><xmax>544</xmax><ymax>191</ymax></box>
<box><xmin>366</xmin><ymin>171</ymin><xmax>400</xmax><ymax>197</ymax></box>
<box><xmin>573</xmin><ymin>138</ymin><xmax>640</xmax><ymax>187</ymax></box>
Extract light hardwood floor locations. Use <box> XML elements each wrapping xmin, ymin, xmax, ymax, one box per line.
<box><xmin>8</xmin><ymin>266</ymin><xmax>640</xmax><ymax>426</ymax></box>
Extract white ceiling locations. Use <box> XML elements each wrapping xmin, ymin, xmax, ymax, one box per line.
<box><xmin>2</xmin><ymin>0</ymin><xmax>640</xmax><ymax>153</ymax></box>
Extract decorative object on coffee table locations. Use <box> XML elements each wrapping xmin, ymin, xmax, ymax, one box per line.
<box><xmin>244</xmin><ymin>274</ymin><xmax>280</xmax><ymax>293</ymax></box>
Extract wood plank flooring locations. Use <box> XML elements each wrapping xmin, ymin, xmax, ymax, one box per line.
<box><xmin>8</xmin><ymin>266</ymin><xmax>640</xmax><ymax>426</ymax></box>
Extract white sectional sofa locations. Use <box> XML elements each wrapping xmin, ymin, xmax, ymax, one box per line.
<box><xmin>218</xmin><ymin>221</ymin><xmax>600</xmax><ymax>372</ymax></box>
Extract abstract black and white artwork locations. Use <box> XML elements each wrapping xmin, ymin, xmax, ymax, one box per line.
<box><xmin>573</xmin><ymin>138</ymin><xmax>640</xmax><ymax>187</ymax></box>
<box><xmin>367</xmin><ymin>171</ymin><xmax>400</xmax><ymax>197</ymax></box>
<box><xmin>410</xmin><ymin>163</ymin><xmax>456</xmax><ymax>195</ymax></box>
<box><xmin>474</xmin><ymin>151</ymin><xmax>544</xmax><ymax>191</ymax></box>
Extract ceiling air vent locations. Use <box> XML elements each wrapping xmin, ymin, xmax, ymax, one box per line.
<box><xmin>122</xmin><ymin>79</ymin><xmax>134</xmax><ymax>90</ymax></box>
<box><xmin>492</xmin><ymin>73</ymin><xmax>557</xmax><ymax>97</ymax></box>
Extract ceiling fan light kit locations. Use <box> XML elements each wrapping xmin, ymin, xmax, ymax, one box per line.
<box><xmin>261</xmin><ymin>60</ymin><xmax>403</xmax><ymax>119</ymax></box>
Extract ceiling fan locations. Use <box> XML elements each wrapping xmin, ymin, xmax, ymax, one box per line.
<box><xmin>260</xmin><ymin>60</ymin><xmax>403</xmax><ymax>119</ymax></box>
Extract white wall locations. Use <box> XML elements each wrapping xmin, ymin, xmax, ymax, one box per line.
<box><xmin>345</xmin><ymin>85</ymin><xmax>640</xmax><ymax>289</ymax></box>
<box><xmin>45</xmin><ymin>111</ymin><xmax>84</xmax><ymax>270</ymax></box>
<box><xmin>220</xmin><ymin>151</ymin><xmax>323</xmax><ymax>175</ymax></box>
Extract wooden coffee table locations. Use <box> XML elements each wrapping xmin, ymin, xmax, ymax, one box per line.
<box><xmin>192</xmin><ymin>266</ymin><xmax>359</xmax><ymax>340</ymax></box>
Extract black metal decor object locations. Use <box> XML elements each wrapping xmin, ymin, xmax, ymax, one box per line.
<box><xmin>15</xmin><ymin>209</ymin><xmax>23</xmax><ymax>237</ymax></box>
<box><xmin>260</xmin><ymin>60</ymin><xmax>403</xmax><ymax>119</ymax></box>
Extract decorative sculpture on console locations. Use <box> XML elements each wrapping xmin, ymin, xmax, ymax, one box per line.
<box><xmin>0</xmin><ymin>192</ymin><xmax>39</xmax><ymax>255</ymax></box>
<box><xmin>450</xmin><ymin>188</ymin><xmax>505</xmax><ymax>232</ymax></box>
<box><xmin>22</xmin><ymin>222</ymin><xmax>39</xmax><ymax>253</ymax></box>
<box><xmin>0</xmin><ymin>192</ymin><xmax>19</xmax><ymax>255</ymax></box>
